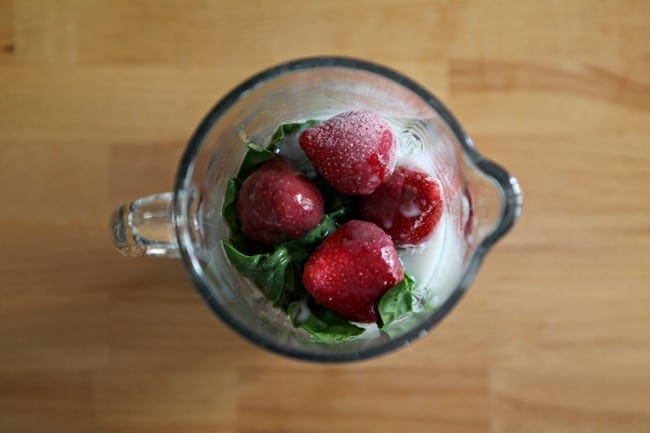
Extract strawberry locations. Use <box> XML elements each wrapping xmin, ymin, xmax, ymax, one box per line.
<box><xmin>298</xmin><ymin>110</ymin><xmax>397</xmax><ymax>195</ymax></box>
<box><xmin>302</xmin><ymin>220</ymin><xmax>404</xmax><ymax>323</ymax></box>
<box><xmin>237</xmin><ymin>157</ymin><xmax>324</xmax><ymax>246</ymax></box>
<box><xmin>359</xmin><ymin>166</ymin><xmax>443</xmax><ymax>247</ymax></box>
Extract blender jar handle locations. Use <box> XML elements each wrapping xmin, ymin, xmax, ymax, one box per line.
<box><xmin>110</xmin><ymin>192</ymin><xmax>180</xmax><ymax>258</ymax></box>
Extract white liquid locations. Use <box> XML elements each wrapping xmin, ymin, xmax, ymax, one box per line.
<box><xmin>392</xmin><ymin>121</ymin><xmax>466</xmax><ymax>311</ymax></box>
<box><xmin>398</xmin><ymin>212</ymin><xmax>464</xmax><ymax>311</ymax></box>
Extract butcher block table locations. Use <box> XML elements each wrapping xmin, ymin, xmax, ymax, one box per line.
<box><xmin>1</xmin><ymin>1</ymin><xmax>649</xmax><ymax>432</ymax></box>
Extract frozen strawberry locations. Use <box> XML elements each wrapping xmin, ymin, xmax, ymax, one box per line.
<box><xmin>237</xmin><ymin>157</ymin><xmax>324</xmax><ymax>246</ymax></box>
<box><xmin>298</xmin><ymin>111</ymin><xmax>397</xmax><ymax>195</ymax></box>
<box><xmin>302</xmin><ymin>220</ymin><xmax>404</xmax><ymax>323</ymax></box>
<box><xmin>359</xmin><ymin>166</ymin><xmax>443</xmax><ymax>247</ymax></box>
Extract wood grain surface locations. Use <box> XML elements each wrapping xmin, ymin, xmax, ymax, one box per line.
<box><xmin>1</xmin><ymin>1</ymin><xmax>649</xmax><ymax>432</ymax></box>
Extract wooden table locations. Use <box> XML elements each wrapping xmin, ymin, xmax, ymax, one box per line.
<box><xmin>1</xmin><ymin>1</ymin><xmax>649</xmax><ymax>432</ymax></box>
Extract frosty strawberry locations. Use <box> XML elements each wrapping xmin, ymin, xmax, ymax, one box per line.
<box><xmin>298</xmin><ymin>111</ymin><xmax>397</xmax><ymax>195</ymax></box>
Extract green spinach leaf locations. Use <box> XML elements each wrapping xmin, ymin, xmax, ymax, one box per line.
<box><xmin>284</xmin><ymin>213</ymin><xmax>338</xmax><ymax>251</ymax></box>
<box><xmin>288</xmin><ymin>300</ymin><xmax>364</xmax><ymax>342</ymax></box>
<box><xmin>236</xmin><ymin>143</ymin><xmax>277</xmax><ymax>180</ymax></box>
<box><xmin>222</xmin><ymin>242</ymin><xmax>291</xmax><ymax>304</ymax></box>
<box><xmin>222</xmin><ymin>178</ymin><xmax>240</xmax><ymax>231</ymax></box>
<box><xmin>268</xmin><ymin>120</ymin><xmax>320</xmax><ymax>152</ymax></box>
<box><xmin>378</xmin><ymin>273</ymin><xmax>416</xmax><ymax>327</ymax></box>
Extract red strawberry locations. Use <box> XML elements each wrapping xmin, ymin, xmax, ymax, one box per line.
<box><xmin>302</xmin><ymin>220</ymin><xmax>404</xmax><ymax>323</ymax></box>
<box><xmin>237</xmin><ymin>157</ymin><xmax>324</xmax><ymax>245</ymax></box>
<box><xmin>299</xmin><ymin>111</ymin><xmax>397</xmax><ymax>195</ymax></box>
<box><xmin>359</xmin><ymin>166</ymin><xmax>443</xmax><ymax>247</ymax></box>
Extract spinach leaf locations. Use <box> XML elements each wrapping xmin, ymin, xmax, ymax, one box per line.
<box><xmin>222</xmin><ymin>242</ymin><xmax>291</xmax><ymax>304</ymax></box>
<box><xmin>221</xmin><ymin>210</ymin><xmax>342</xmax><ymax>304</ymax></box>
<box><xmin>236</xmin><ymin>143</ymin><xmax>277</xmax><ymax>180</ymax></box>
<box><xmin>284</xmin><ymin>213</ymin><xmax>338</xmax><ymax>251</ymax></box>
<box><xmin>221</xmin><ymin>179</ymin><xmax>249</xmax><ymax>251</ymax></box>
<box><xmin>378</xmin><ymin>273</ymin><xmax>416</xmax><ymax>327</ymax></box>
<box><xmin>288</xmin><ymin>300</ymin><xmax>364</xmax><ymax>342</ymax></box>
<box><xmin>268</xmin><ymin>120</ymin><xmax>320</xmax><ymax>152</ymax></box>
<box><xmin>284</xmin><ymin>208</ymin><xmax>354</xmax><ymax>271</ymax></box>
<box><xmin>222</xmin><ymin>178</ymin><xmax>240</xmax><ymax>231</ymax></box>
